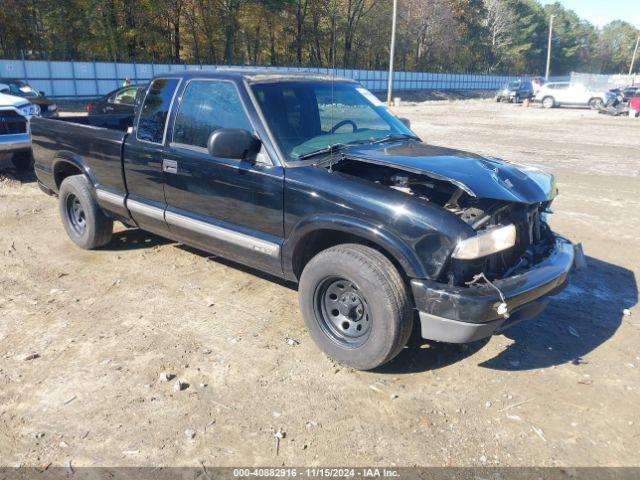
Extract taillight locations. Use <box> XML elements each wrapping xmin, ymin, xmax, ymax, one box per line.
<box><xmin>86</xmin><ymin>103</ymin><xmax>91</xmax><ymax>113</ymax></box>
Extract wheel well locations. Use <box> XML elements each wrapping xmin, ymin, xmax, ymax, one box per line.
<box><xmin>53</xmin><ymin>160</ymin><xmax>83</xmax><ymax>190</ymax></box>
<box><xmin>291</xmin><ymin>229</ymin><xmax>409</xmax><ymax>282</ymax></box>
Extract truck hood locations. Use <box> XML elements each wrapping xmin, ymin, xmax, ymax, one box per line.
<box><xmin>0</xmin><ymin>92</ymin><xmax>30</xmax><ymax>108</ymax></box>
<box><xmin>342</xmin><ymin>141</ymin><xmax>557</xmax><ymax>203</ymax></box>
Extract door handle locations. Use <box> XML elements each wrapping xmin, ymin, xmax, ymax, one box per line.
<box><xmin>162</xmin><ymin>159</ymin><xmax>178</xmax><ymax>174</ymax></box>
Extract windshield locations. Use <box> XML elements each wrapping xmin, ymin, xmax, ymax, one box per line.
<box><xmin>506</xmin><ymin>81</ymin><xmax>520</xmax><ymax>89</ymax></box>
<box><xmin>9</xmin><ymin>81</ymin><xmax>40</xmax><ymax>98</ymax></box>
<box><xmin>250</xmin><ymin>81</ymin><xmax>415</xmax><ymax>161</ymax></box>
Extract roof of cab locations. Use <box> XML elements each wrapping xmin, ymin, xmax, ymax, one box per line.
<box><xmin>155</xmin><ymin>69</ymin><xmax>355</xmax><ymax>84</ymax></box>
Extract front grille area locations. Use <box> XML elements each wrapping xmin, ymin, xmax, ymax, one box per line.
<box><xmin>0</xmin><ymin>109</ymin><xmax>27</xmax><ymax>135</ymax></box>
<box><xmin>446</xmin><ymin>202</ymin><xmax>554</xmax><ymax>285</ymax></box>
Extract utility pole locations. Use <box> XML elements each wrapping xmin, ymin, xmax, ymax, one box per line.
<box><xmin>386</xmin><ymin>0</ymin><xmax>398</xmax><ymax>106</ymax></box>
<box><xmin>545</xmin><ymin>14</ymin><xmax>555</xmax><ymax>81</ymax></box>
<box><xmin>630</xmin><ymin>35</ymin><xmax>640</xmax><ymax>77</ymax></box>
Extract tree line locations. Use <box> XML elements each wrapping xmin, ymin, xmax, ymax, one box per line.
<box><xmin>1</xmin><ymin>0</ymin><xmax>638</xmax><ymax>75</ymax></box>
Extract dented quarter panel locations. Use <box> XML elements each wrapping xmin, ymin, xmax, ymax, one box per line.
<box><xmin>342</xmin><ymin>142</ymin><xmax>557</xmax><ymax>203</ymax></box>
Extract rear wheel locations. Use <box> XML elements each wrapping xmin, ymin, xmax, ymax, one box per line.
<box><xmin>58</xmin><ymin>175</ymin><xmax>113</xmax><ymax>249</ymax></box>
<box><xmin>542</xmin><ymin>96</ymin><xmax>555</xmax><ymax>109</ymax></box>
<box><xmin>299</xmin><ymin>244</ymin><xmax>413</xmax><ymax>370</ymax></box>
<box><xmin>11</xmin><ymin>150</ymin><xmax>33</xmax><ymax>172</ymax></box>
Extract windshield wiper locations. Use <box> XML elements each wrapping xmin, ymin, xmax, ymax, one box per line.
<box><xmin>370</xmin><ymin>133</ymin><xmax>421</xmax><ymax>145</ymax></box>
<box><xmin>297</xmin><ymin>143</ymin><xmax>349</xmax><ymax>160</ymax></box>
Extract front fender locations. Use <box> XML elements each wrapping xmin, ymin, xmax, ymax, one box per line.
<box><xmin>283</xmin><ymin>213</ymin><xmax>448</xmax><ymax>280</ymax></box>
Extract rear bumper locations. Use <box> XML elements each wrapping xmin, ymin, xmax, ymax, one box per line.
<box><xmin>411</xmin><ymin>236</ymin><xmax>574</xmax><ymax>343</ymax></box>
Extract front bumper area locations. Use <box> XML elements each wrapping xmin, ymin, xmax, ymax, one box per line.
<box><xmin>411</xmin><ymin>236</ymin><xmax>574</xmax><ymax>343</ymax></box>
<box><xmin>0</xmin><ymin>133</ymin><xmax>31</xmax><ymax>153</ymax></box>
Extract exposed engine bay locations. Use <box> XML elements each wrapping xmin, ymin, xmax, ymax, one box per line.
<box><xmin>332</xmin><ymin>159</ymin><xmax>556</xmax><ymax>286</ymax></box>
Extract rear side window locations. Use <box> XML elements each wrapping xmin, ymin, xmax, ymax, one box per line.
<box><xmin>137</xmin><ymin>78</ymin><xmax>180</xmax><ymax>143</ymax></box>
<box><xmin>173</xmin><ymin>80</ymin><xmax>252</xmax><ymax>148</ymax></box>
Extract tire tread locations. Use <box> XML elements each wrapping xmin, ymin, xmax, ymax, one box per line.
<box><xmin>59</xmin><ymin>175</ymin><xmax>113</xmax><ymax>249</ymax></box>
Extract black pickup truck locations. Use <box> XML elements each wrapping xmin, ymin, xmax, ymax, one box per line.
<box><xmin>32</xmin><ymin>70</ymin><xmax>574</xmax><ymax>370</ymax></box>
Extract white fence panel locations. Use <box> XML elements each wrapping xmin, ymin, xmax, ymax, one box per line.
<box><xmin>0</xmin><ymin>58</ymin><xmax>546</xmax><ymax>97</ymax></box>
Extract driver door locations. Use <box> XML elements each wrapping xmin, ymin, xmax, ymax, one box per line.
<box><xmin>162</xmin><ymin>79</ymin><xmax>285</xmax><ymax>275</ymax></box>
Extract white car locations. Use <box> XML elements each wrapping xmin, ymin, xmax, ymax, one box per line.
<box><xmin>534</xmin><ymin>82</ymin><xmax>606</xmax><ymax>110</ymax></box>
<box><xmin>0</xmin><ymin>92</ymin><xmax>39</xmax><ymax>171</ymax></box>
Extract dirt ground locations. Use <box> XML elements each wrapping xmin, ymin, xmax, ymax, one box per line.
<box><xmin>0</xmin><ymin>100</ymin><xmax>639</xmax><ymax>468</ymax></box>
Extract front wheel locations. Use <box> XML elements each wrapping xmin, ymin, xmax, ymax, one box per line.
<box><xmin>298</xmin><ymin>244</ymin><xmax>413</xmax><ymax>370</ymax></box>
<box><xmin>589</xmin><ymin>98</ymin><xmax>603</xmax><ymax>110</ymax></box>
<box><xmin>58</xmin><ymin>175</ymin><xmax>113</xmax><ymax>249</ymax></box>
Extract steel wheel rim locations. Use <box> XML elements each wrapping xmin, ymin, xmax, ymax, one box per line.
<box><xmin>313</xmin><ymin>277</ymin><xmax>372</xmax><ymax>348</ymax></box>
<box><xmin>66</xmin><ymin>194</ymin><xmax>86</xmax><ymax>236</ymax></box>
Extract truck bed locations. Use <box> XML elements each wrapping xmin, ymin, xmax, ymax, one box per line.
<box><xmin>31</xmin><ymin>114</ymin><xmax>134</xmax><ymax>195</ymax></box>
<box><xmin>50</xmin><ymin>114</ymin><xmax>134</xmax><ymax>132</ymax></box>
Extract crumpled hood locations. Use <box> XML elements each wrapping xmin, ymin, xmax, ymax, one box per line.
<box><xmin>343</xmin><ymin>142</ymin><xmax>557</xmax><ymax>203</ymax></box>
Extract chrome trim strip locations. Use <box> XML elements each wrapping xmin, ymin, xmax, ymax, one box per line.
<box><xmin>127</xmin><ymin>199</ymin><xmax>165</xmax><ymax>222</ymax></box>
<box><xmin>96</xmin><ymin>189</ymin><xmax>125</xmax><ymax>208</ymax></box>
<box><xmin>169</xmin><ymin>141</ymin><xmax>208</xmax><ymax>155</ymax></box>
<box><xmin>165</xmin><ymin>211</ymin><xmax>280</xmax><ymax>258</ymax></box>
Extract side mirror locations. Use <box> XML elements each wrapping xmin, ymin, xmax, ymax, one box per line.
<box><xmin>399</xmin><ymin>117</ymin><xmax>411</xmax><ymax>129</ymax></box>
<box><xmin>39</xmin><ymin>91</ymin><xmax>46</xmax><ymax>97</ymax></box>
<box><xmin>207</xmin><ymin>128</ymin><xmax>261</xmax><ymax>161</ymax></box>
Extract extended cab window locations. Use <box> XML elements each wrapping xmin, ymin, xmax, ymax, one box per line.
<box><xmin>173</xmin><ymin>80</ymin><xmax>252</xmax><ymax>148</ymax></box>
<box><xmin>137</xmin><ymin>78</ymin><xmax>180</xmax><ymax>143</ymax></box>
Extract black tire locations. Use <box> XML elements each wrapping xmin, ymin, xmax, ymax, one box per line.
<box><xmin>588</xmin><ymin>98</ymin><xmax>603</xmax><ymax>110</ymax></box>
<box><xmin>542</xmin><ymin>96</ymin><xmax>555</xmax><ymax>109</ymax></box>
<box><xmin>298</xmin><ymin>243</ymin><xmax>413</xmax><ymax>370</ymax></box>
<box><xmin>11</xmin><ymin>150</ymin><xmax>34</xmax><ymax>172</ymax></box>
<box><xmin>58</xmin><ymin>175</ymin><xmax>113</xmax><ymax>249</ymax></box>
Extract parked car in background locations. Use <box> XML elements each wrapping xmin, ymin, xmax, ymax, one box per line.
<box><xmin>31</xmin><ymin>70</ymin><xmax>574</xmax><ymax>370</ymax></box>
<box><xmin>0</xmin><ymin>78</ymin><xmax>58</xmax><ymax>118</ymax></box>
<box><xmin>495</xmin><ymin>80</ymin><xmax>534</xmax><ymax>103</ymax></box>
<box><xmin>535</xmin><ymin>82</ymin><xmax>606</xmax><ymax>109</ymax></box>
<box><xmin>86</xmin><ymin>85</ymin><xmax>145</xmax><ymax>115</ymax></box>
<box><xmin>608</xmin><ymin>85</ymin><xmax>640</xmax><ymax>102</ymax></box>
<box><xmin>0</xmin><ymin>92</ymin><xmax>38</xmax><ymax>171</ymax></box>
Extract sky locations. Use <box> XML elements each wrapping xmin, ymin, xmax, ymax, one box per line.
<box><xmin>539</xmin><ymin>0</ymin><xmax>640</xmax><ymax>28</ymax></box>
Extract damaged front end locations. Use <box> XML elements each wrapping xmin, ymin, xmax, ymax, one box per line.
<box><xmin>328</xmin><ymin>148</ymin><xmax>574</xmax><ymax>343</ymax></box>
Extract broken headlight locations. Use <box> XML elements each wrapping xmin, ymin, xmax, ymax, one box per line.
<box><xmin>452</xmin><ymin>224</ymin><xmax>517</xmax><ymax>260</ymax></box>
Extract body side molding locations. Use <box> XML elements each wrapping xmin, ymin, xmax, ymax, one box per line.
<box><xmin>165</xmin><ymin>211</ymin><xmax>281</xmax><ymax>258</ymax></box>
